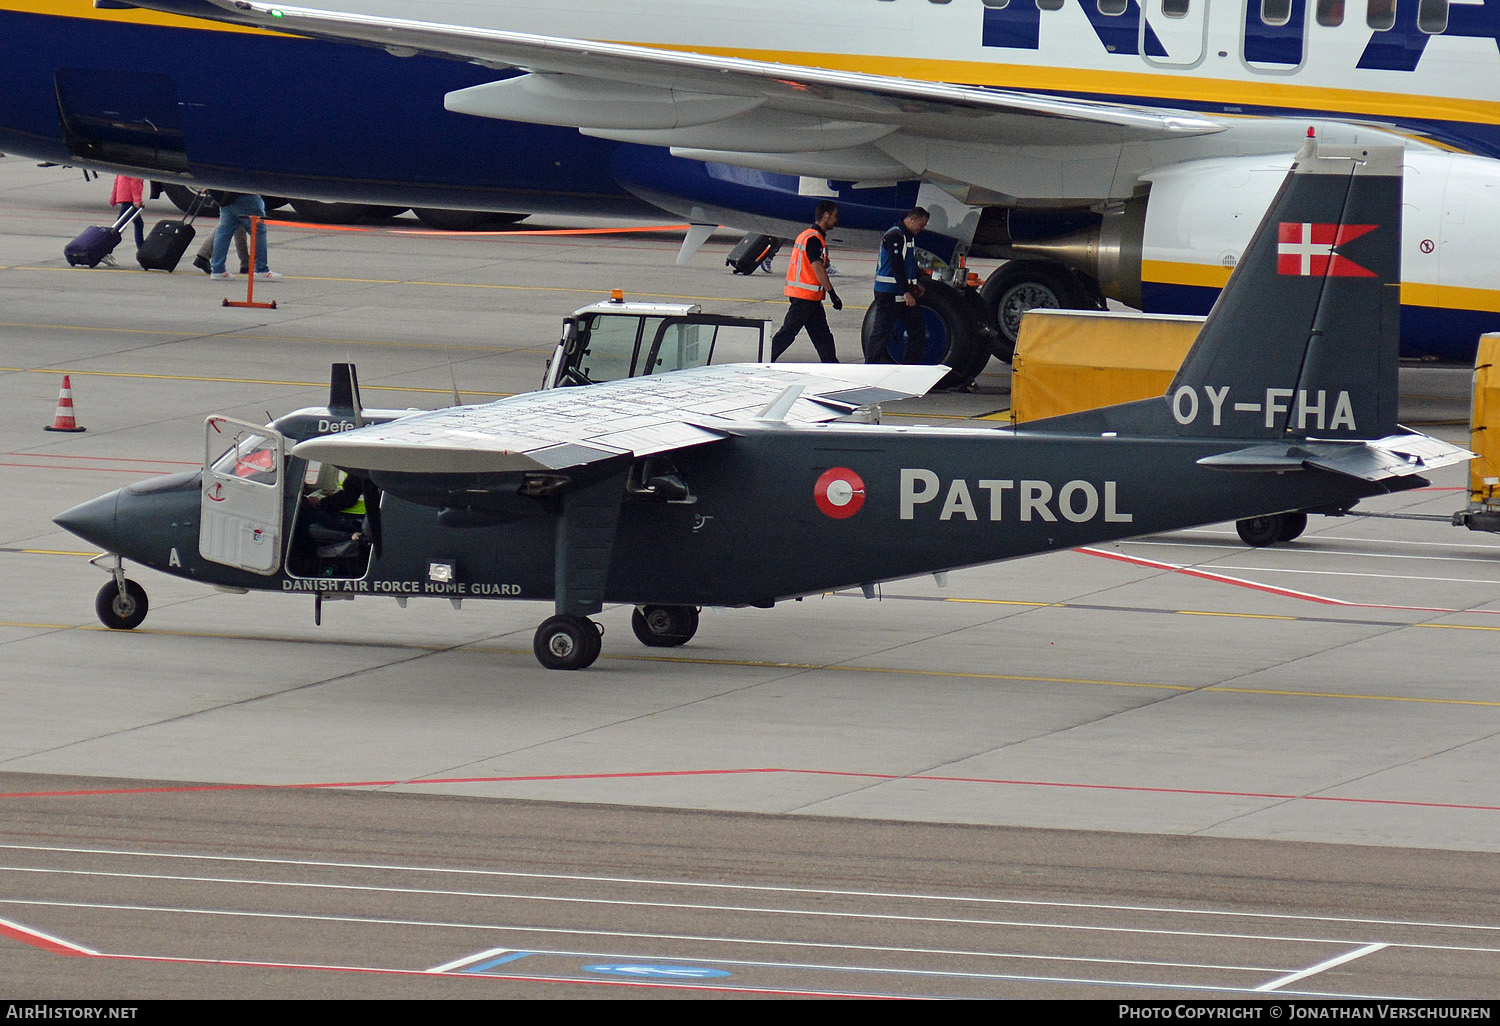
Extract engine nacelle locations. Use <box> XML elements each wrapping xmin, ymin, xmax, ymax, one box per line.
<box><xmin>1008</xmin><ymin>151</ymin><xmax>1500</xmax><ymax>362</ymax></box>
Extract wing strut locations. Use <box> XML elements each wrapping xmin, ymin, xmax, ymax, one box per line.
<box><xmin>554</xmin><ymin>470</ymin><xmax>628</xmax><ymax>618</ymax></box>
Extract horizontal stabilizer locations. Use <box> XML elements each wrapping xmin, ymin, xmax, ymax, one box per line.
<box><xmin>1198</xmin><ymin>433</ymin><xmax>1472</xmax><ymax>481</ymax></box>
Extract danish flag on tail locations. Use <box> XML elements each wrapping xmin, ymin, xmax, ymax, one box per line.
<box><xmin>1277</xmin><ymin>222</ymin><xmax>1378</xmax><ymax>276</ymax></box>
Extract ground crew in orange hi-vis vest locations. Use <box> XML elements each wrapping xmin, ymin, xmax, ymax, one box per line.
<box><xmin>770</xmin><ymin>200</ymin><xmax>842</xmax><ymax>362</ymax></box>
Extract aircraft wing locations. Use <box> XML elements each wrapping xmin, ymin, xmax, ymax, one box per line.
<box><xmin>154</xmin><ymin>2</ymin><xmax>1223</xmax><ymax>189</ymax></box>
<box><xmin>292</xmin><ymin>363</ymin><xmax>947</xmax><ymax>474</ymax></box>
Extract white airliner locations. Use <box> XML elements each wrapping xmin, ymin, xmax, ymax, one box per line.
<box><xmin>120</xmin><ymin>0</ymin><xmax>1500</xmax><ymax>361</ymax></box>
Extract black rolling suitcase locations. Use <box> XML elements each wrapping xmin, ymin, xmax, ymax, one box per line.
<box><xmin>64</xmin><ymin>206</ymin><xmax>140</xmax><ymax>268</ymax></box>
<box><xmin>137</xmin><ymin>192</ymin><xmax>206</xmax><ymax>272</ymax></box>
<box><xmin>726</xmin><ymin>233</ymin><xmax>781</xmax><ymax>275</ymax></box>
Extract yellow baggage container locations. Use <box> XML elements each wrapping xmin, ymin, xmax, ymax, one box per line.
<box><xmin>1009</xmin><ymin>309</ymin><xmax>1204</xmax><ymax>425</ymax></box>
<box><xmin>1469</xmin><ymin>334</ymin><xmax>1500</xmax><ymax>505</ymax></box>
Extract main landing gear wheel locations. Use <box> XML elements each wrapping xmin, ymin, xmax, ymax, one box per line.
<box><xmin>95</xmin><ymin>579</ymin><xmax>148</xmax><ymax>630</ymax></box>
<box><xmin>1236</xmin><ymin>511</ymin><xmax>1307</xmax><ymax>547</ymax></box>
<box><xmin>631</xmin><ymin>605</ymin><xmax>700</xmax><ymax>648</ymax></box>
<box><xmin>981</xmin><ymin>260</ymin><xmax>1095</xmax><ymax>364</ymax></box>
<box><xmin>533</xmin><ymin>614</ymin><xmax>603</xmax><ymax>670</ymax></box>
<box><xmin>858</xmin><ymin>280</ymin><xmax>985</xmax><ymax>389</ymax></box>
<box><xmin>1276</xmin><ymin>511</ymin><xmax>1309</xmax><ymax>542</ymax></box>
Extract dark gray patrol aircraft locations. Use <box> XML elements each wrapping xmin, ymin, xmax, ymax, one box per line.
<box><xmin>55</xmin><ymin>140</ymin><xmax>1470</xmax><ymax>670</ymax></box>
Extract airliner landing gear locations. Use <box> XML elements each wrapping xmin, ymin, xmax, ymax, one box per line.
<box><xmin>631</xmin><ymin>605</ymin><xmax>700</xmax><ymax>647</ymax></box>
<box><xmin>533</xmin><ymin>614</ymin><xmax>603</xmax><ymax>670</ymax></box>
<box><xmin>95</xmin><ymin>578</ymin><xmax>148</xmax><ymax>630</ymax></box>
<box><xmin>982</xmin><ymin>260</ymin><xmax>1099</xmax><ymax>363</ymax></box>
<box><xmin>859</xmin><ymin>280</ymin><xmax>988</xmax><ymax>389</ymax></box>
<box><xmin>1236</xmin><ymin>511</ymin><xmax>1308</xmax><ymax>547</ymax></box>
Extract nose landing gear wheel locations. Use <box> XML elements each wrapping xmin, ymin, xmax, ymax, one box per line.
<box><xmin>631</xmin><ymin>605</ymin><xmax>700</xmax><ymax>647</ymax></box>
<box><xmin>95</xmin><ymin>579</ymin><xmax>149</xmax><ymax>630</ymax></box>
<box><xmin>533</xmin><ymin>614</ymin><xmax>603</xmax><ymax>670</ymax></box>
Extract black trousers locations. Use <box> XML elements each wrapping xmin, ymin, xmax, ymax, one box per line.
<box><xmin>866</xmin><ymin>293</ymin><xmax>928</xmax><ymax>364</ymax></box>
<box><xmin>770</xmin><ymin>298</ymin><xmax>838</xmax><ymax>362</ymax></box>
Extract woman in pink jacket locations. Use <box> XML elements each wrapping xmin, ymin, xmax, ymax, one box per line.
<box><xmin>108</xmin><ymin>175</ymin><xmax>145</xmax><ymax>251</ymax></box>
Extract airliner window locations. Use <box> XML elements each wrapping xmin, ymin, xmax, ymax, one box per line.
<box><xmin>982</xmin><ymin>0</ymin><xmax>1010</xmax><ymax>7</ymax></box>
<box><xmin>1161</xmin><ymin>0</ymin><xmax>1190</xmax><ymax>17</ymax></box>
<box><xmin>1366</xmin><ymin>0</ymin><xmax>1396</xmax><ymax>30</ymax></box>
<box><xmin>1261</xmin><ymin>0</ymin><xmax>1292</xmax><ymax>25</ymax></box>
<box><xmin>1037</xmin><ymin>0</ymin><xmax>1063</xmax><ymax>10</ymax></box>
<box><xmin>1098</xmin><ymin>0</ymin><xmax>1127</xmax><ymax>14</ymax></box>
<box><xmin>1417</xmin><ymin>0</ymin><xmax>1449</xmax><ymax>33</ymax></box>
<box><xmin>926</xmin><ymin>0</ymin><xmax>952</xmax><ymax>5</ymax></box>
<box><xmin>1315</xmin><ymin>0</ymin><xmax>1345</xmax><ymax>26</ymax></box>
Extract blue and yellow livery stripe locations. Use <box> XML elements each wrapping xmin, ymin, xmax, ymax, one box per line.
<box><xmin>0</xmin><ymin>0</ymin><xmax>281</xmax><ymax>35</ymax></box>
<box><xmin>1144</xmin><ymin>258</ymin><xmax>1500</xmax><ymax>314</ymax></box>
<box><xmin>643</xmin><ymin>42</ymin><xmax>1500</xmax><ymax>131</ymax></box>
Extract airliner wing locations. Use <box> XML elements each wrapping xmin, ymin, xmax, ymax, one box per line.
<box><xmin>292</xmin><ymin>363</ymin><xmax>947</xmax><ymax>474</ymax></box>
<box><xmin>158</xmin><ymin>2</ymin><xmax>1222</xmax><ymax>186</ymax></box>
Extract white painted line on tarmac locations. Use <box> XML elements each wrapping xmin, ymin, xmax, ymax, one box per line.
<box><xmin>0</xmin><ymin>914</ymin><xmax>97</xmax><ymax>956</ymax></box>
<box><xmin>4</xmin><ymin>842</ymin><xmax>1500</xmax><ymax>937</ymax></box>
<box><xmin>3</xmin><ymin>886</ymin><xmax>1494</xmax><ymax>955</ymax></box>
<box><xmin>1209</xmin><ymin>564</ymin><xmax>1500</xmax><ymax>586</ymax></box>
<box><xmin>429</xmin><ymin>947</ymin><xmax>517</xmax><ymax>973</ymax></box>
<box><xmin>1254</xmin><ymin>942</ymin><xmax>1388</xmax><ymax>992</ymax></box>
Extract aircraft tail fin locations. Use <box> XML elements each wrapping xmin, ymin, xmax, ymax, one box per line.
<box><xmin>329</xmin><ymin>363</ymin><xmax>364</xmax><ymax>426</ymax></box>
<box><xmin>1034</xmin><ymin>140</ymin><xmax>1403</xmax><ymax>442</ymax></box>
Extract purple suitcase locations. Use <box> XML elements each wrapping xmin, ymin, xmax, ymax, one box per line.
<box><xmin>64</xmin><ymin>224</ymin><xmax>122</xmax><ymax>268</ymax></box>
<box><xmin>64</xmin><ymin>206</ymin><xmax>141</xmax><ymax>268</ymax></box>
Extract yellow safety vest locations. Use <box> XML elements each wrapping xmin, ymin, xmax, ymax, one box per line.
<box><xmin>335</xmin><ymin>472</ymin><xmax>366</xmax><ymax>516</ymax></box>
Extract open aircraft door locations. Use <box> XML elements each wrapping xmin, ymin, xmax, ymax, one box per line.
<box><xmin>200</xmin><ymin>416</ymin><xmax>286</xmax><ymax>575</ymax></box>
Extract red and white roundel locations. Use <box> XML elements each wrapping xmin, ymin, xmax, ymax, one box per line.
<box><xmin>814</xmin><ymin>467</ymin><xmax>865</xmax><ymax>519</ymax></box>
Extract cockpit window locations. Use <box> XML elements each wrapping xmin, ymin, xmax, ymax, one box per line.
<box><xmin>210</xmin><ymin>431</ymin><xmax>278</xmax><ymax>487</ymax></box>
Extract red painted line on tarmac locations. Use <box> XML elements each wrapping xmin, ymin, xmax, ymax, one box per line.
<box><xmin>0</xmin><ymin>916</ymin><xmax>96</xmax><ymax>956</ymax></box>
<box><xmin>265</xmin><ymin>219</ymin><xmax>690</xmax><ymax>238</ymax></box>
<box><xmin>0</xmin><ymin>452</ymin><xmax>197</xmax><ymax>466</ymax></box>
<box><xmin>0</xmin><ymin>461</ymin><xmax>169</xmax><ymax>475</ymax></box>
<box><xmin>3</xmin><ymin>767</ymin><xmax>1497</xmax><ymax>812</ymax></box>
<box><xmin>1077</xmin><ymin>546</ymin><xmax>1500</xmax><ymax>615</ymax></box>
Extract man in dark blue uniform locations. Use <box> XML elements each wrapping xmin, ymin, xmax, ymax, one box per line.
<box><xmin>865</xmin><ymin>207</ymin><xmax>930</xmax><ymax>364</ymax></box>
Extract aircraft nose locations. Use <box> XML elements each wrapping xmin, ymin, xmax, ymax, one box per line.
<box><xmin>53</xmin><ymin>491</ymin><xmax>119</xmax><ymax>552</ymax></box>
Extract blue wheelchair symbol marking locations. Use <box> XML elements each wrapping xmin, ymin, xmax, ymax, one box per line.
<box><xmin>583</xmin><ymin>963</ymin><xmax>731</xmax><ymax>979</ymax></box>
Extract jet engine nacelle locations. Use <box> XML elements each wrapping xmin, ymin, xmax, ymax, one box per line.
<box><xmin>1012</xmin><ymin>151</ymin><xmax>1499</xmax><ymax>363</ymax></box>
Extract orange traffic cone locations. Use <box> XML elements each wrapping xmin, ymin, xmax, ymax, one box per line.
<box><xmin>44</xmin><ymin>375</ymin><xmax>86</xmax><ymax>433</ymax></box>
